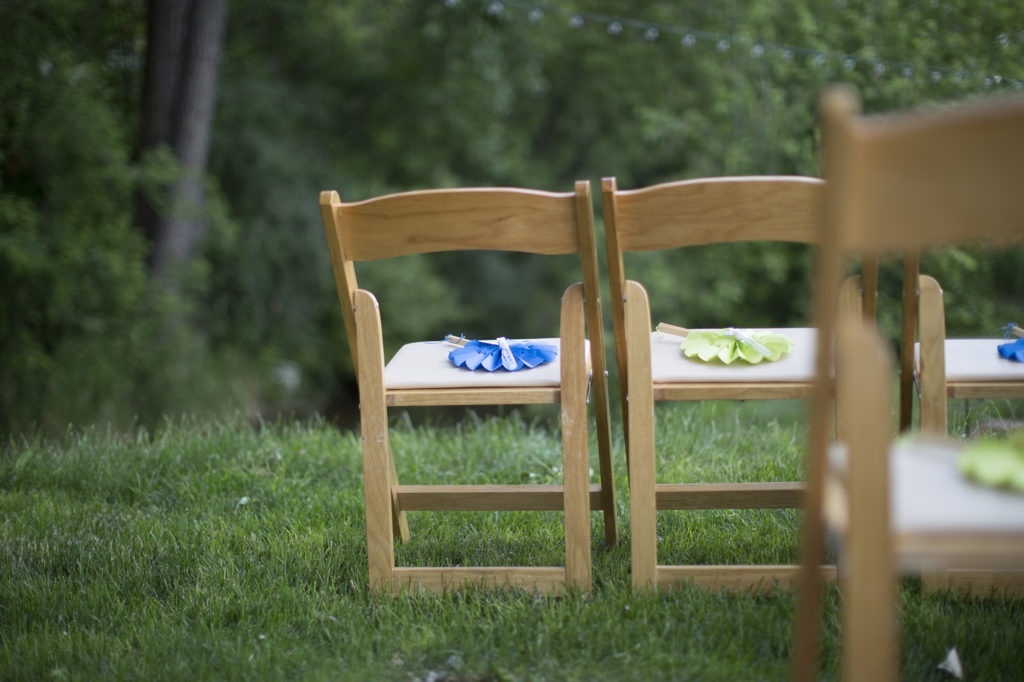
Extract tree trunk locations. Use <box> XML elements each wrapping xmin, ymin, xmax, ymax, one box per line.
<box><xmin>137</xmin><ymin>0</ymin><xmax>230</xmax><ymax>279</ymax></box>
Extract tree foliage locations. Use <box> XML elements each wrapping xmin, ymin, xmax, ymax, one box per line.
<box><xmin>2</xmin><ymin>0</ymin><xmax>1023</xmax><ymax>433</ymax></box>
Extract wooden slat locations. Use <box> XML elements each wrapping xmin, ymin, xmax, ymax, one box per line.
<box><xmin>917</xmin><ymin>275</ymin><xmax>948</xmax><ymax>434</ymax></box>
<box><xmin>837</xmin><ymin>316</ymin><xmax>899</xmax><ymax>682</ymax></box>
<box><xmin>396</xmin><ymin>484</ymin><xmax>604</xmax><ymax>511</ymax></box>
<box><xmin>341</xmin><ymin>188</ymin><xmax>581</xmax><ymax>260</ymax></box>
<box><xmin>653</xmin><ymin>382</ymin><xmax>814</xmax><ymax>401</ymax></box>
<box><xmin>576</xmin><ymin>180</ymin><xmax>618</xmax><ymax>546</ymax></box>
<box><xmin>832</xmin><ymin>94</ymin><xmax>1024</xmax><ymax>255</ymax></box>
<box><xmin>655</xmin><ymin>482</ymin><xmax>804</xmax><ymax>509</ymax></box>
<box><xmin>656</xmin><ymin>564</ymin><xmax>837</xmax><ymax>593</ymax></box>
<box><xmin>612</xmin><ymin>176</ymin><xmax>824</xmax><ymax>252</ymax></box>
<box><xmin>354</xmin><ymin>290</ymin><xmax>398</xmax><ymax>590</ymax></box>
<box><xmin>625</xmin><ymin>280</ymin><xmax>658</xmax><ymax>591</ymax></box>
<box><xmin>387</xmin><ymin>386</ymin><xmax>559</xmax><ymax>406</ymax></box>
<box><xmin>600</xmin><ymin>179</ymin><xmax>633</xmax><ymax>475</ymax></box>
<box><xmin>391</xmin><ymin>567</ymin><xmax>567</xmax><ymax>594</ymax></box>
<box><xmin>899</xmin><ymin>252</ymin><xmax>920</xmax><ymax>432</ymax></box>
<box><xmin>947</xmin><ymin>382</ymin><xmax>1024</xmax><ymax>400</ymax></box>
<box><xmin>319</xmin><ymin>191</ymin><xmax>361</xmax><ymax>370</ymax></box>
<box><xmin>560</xmin><ymin>283</ymin><xmax>592</xmax><ymax>590</ymax></box>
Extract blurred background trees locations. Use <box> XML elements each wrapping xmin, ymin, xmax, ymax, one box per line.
<box><xmin>2</xmin><ymin>0</ymin><xmax>1022</xmax><ymax>435</ymax></box>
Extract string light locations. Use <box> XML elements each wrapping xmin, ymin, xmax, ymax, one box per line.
<box><xmin>450</xmin><ymin>0</ymin><xmax>1022</xmax><ymax>90</ymax></box>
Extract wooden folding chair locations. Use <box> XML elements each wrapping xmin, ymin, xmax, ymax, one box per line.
<box><xmin>319</xmin><ymin>182</ymin><xmax>617</xmax><ymax>594</ymax></box>
<box><xmin>794</xmin><ymin>86</ymin><xmax>1024</xmax><ymax>682</ymax></box>
<box><xmin>898</xmin><ymin>252</ymin><xmax>1024</xmax><ymax>436</ymax></box>
<box><xmin>898</xmin><ymin>250</ymin><xmax>1024</xmax><ymax>594</ymax></box>
<box><xmin>602</xmin><ymin>175</ymin><xmax>839</xmax><ymax>591</ymax></box>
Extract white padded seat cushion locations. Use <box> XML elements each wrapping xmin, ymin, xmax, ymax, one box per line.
<box><xmin>914</xmin><ymin>338</ymin><xmax>1024</xmax><ymax>382</ymax></box>
<box><xmin>650</xmin><ymin>327</ymin><xmax>817</xmax><ymax>384</ymax></box>
<box><xmin>826</xmin><ymin>437</ymin><xmax>1024</xmax><ymax>568</ymax></box>
<box><xmin>384</xmin><ymin>338</ymin><xmax>589</xmax><ymax>389</ymax></box>
<box><xmin>890</xmin><ymin>438</ymin><xmax>1024</xmax><ymax>535</ymax></box>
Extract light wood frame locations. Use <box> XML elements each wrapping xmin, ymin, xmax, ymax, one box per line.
<box><xmin>320</xmin><ymin>182</ymin><xmax>617</xmax><ymax>594</ymax></box>
<box><xmin>794</xmin><ymin>86</ymin><xmax>1024</xmax><ymax>682</ymax></box>
<box><xmin>899</xmin><ymin>253</ymin><xmax>1024</xmax><ymax>435</ymax></box>
<box><xmin>602</xmin><ymin>175</ymin><xmax>838</xmax><ymax>592</ymax></box>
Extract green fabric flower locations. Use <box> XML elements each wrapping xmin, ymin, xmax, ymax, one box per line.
<box><xmin>678</xmin><ymin>329</ymin><xmax>794</xmax><ymax>365</ymax></box>
<box><xmin>958</xmin><ymin>433</ymin><xmax>1024</xmax><ymax>493</ymax></box>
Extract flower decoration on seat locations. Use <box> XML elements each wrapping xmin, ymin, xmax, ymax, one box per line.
<box><xmin>997</xmin><ymin>323</ymin><xmax>1024</xmax><ymax>362</ymax></box>
<box><xmin>657</xmin><ymin>322</ymin><xmax>793</xmax><ymax>365</ymax></box>
<box><xmin>446</xmin><ymin>335</ymin><xmax>558</xmax><ymax>372</ymax></box>
<box><xmin>958</xmin><ymin>432</ymin><xmax>1024</xmax><ymax>492</ymax></box>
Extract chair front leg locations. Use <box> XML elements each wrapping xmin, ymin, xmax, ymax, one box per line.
<box><xmin>916</xmin><ymin>275</ymin><xmax>947</xmax><ymax>435</ymax></box>
<box><xmin>354</xmin><ymin>289</ymin><xmax>398</xmax><ymax>591</ymax></box>
<box><xmin>561</xmin><ymin>283</ymin><xmax>592</xmax><ymax>591</ymax></box>
<box><xmin>624</xmin><ymin>280</ymin><xmax>658</xmax><ymax>591</ymax></box>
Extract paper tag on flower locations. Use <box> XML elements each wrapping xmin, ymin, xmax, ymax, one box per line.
<box><xmin>679</xmin><ymin>329</ymin><xmax>794</xmax><ymax>365</ymax></box>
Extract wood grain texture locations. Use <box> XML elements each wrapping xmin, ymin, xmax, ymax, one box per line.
<box><xmin>831</xmin><ymin>95</ymin><xmax>1024</xmax><ymax>255</ymax></box>
<box><xmin>560</xmin><ymin>283</ymin><xmax>591</xmax><ymax>590</ymax></box>
<box><xmin>601</xmin><ymin>178</ymin><xmax>632</xmax><ymax>471</ymax></box>
<box><xmin>611</xmin><ymin>176</ymin><xmax>824</xmax><ymax>252</ymax></box>
<box><xmin>576</xmin><ymin>179</ymin><xmax>618</xmax><ymax>546</ymax></box>
<box><xmin>320</xmin><ymin>191</ymin><xmax>361</xmax><ymax>369</ymax></box>
<box><xmin>340</xmin><ymin>188</ymin><xmax>581</xmax><ymax>260</ymax></box>
<box><xmin>624</xmin><ymin>281</ymin><xmax>658</xmax><ymax>591</ymax></box>
<box><xmin>656</xmin><ymin>565</ymin><xmax>837</xmax><ymax>594</ymax></box>
<box><xmin>392</xmin><ymin>567</ymin><xmax>568</xmax><ymax>595</ymax></box>
<box><xmin>899</xmin><ymin>252</ymin><xmax>920</xmax><ymax>432</ymax></box>
<box><xmin>396</xmin><ymin>484</ymin><xmax>604</xmax><ymax>511</ymax></box>
<box><xmin>946</xmin><ymin>383</ymin><xmax>1024</xmax><ymax>399</ymax></box>
<box><xmin>654</xmin><ymin>482</ymin><xmax>803</xmax><ymax>509</ymax></box>
<box><xmin>653</xmin><ymin>382</ymin><xmax>814</xmax><ymax>401</ymax></box>
<box><xmin>386</xmin><ymin>386</ymin><xmax>560</xmax><ymax>406</ymax></box>
<box><xmin>354</xmin><ymin>289</ymin><xmax>398</xmax><ymax>591</ymax></box>
<box><xmin>916</xmin><ymin>275</ymin><xmax>948</xmax><ymax>434</ymax></box>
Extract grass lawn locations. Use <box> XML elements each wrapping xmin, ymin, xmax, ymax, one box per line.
<box><xmin>2</xmin><ymin>402</ymin><xmax>1023</xmax><ymax>680</ymax></box>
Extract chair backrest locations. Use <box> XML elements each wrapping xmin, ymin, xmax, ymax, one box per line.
<box><xmin>822</xmin><ymin>86</ymin><xmax>1024</xmax><ymax>257</ymax></box>
<box><xmin>813</xmin><ymin>87</ymin><xmax>1024</xmax><ymax>396</ymax></box>
<box><xmin>320</xmin><ymin>182</ymin><xmax>604</xmax><ymax>371</ymax></box>
<box><xmin>604</xmin><ymin>175</ymin><xmax>824</xmax><ymax>253</ymax></box>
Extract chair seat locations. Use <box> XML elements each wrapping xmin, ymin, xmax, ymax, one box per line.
<box><xmin>384</xmin><ymin>338</ymin><xmax>589</xmax><ymax>389</ymax></box>
<box><xmin>914</xmin><ymin>338</ymin><xmax>1024</xmax><ymax>382</ymax></box>
<box><xmin>827</xmin><ymin>437</ymin><xmax>1024</xmax><ymax>569</ymax></box>
<box><xmin>650</xmin><ymin>327</ymin><xmax>817</xmax><ymax>384</ymax></box>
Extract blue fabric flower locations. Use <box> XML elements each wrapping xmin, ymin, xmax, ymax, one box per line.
<box><xmin>998</xmin><ymin>322</ymin><xmax>1024</xmax><ymax>362</ymax></box>
<box><xmin>998</xmin><ymin>338</ymin><xmax>1024</xmax><ymax>362</ymax></box>
<box><xmin>449</xmin><ymin>337</ymin><xmax>558</xmax><ymax>372</ymax></box>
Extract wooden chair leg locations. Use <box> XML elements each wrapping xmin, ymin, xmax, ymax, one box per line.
<box><xmin>355</xmin><ymin>289</ymin><xmax>396</xmax><ymax>591</ymax></box>
<box><xmin>840</xmin><ymin>320</ymin><xmax>899</xmax><ymax>682</ymax></box>
<box><xmin>625</xmin><ymin>281</ymin><xmax>657</xmax><ymax>591</ymax></box>
<box><xmin>593</xmin><ymin>379</ymin><xmax>619</xmax><ymax>547</ymax></box>
<box><xmin>561</xmin><ymin>283</ymin><xmax>592</xmax><ymax>590</ymax></box>
<box><xmin>385</xmin><ymin>439</ymin><xmax>410</xmax><ymax>543</ymax></box>
<box><xmin>898</xmin><ymin>252</ymin><xmax>919</xmax><ymax>432</ymax></box>
<box><xmin>917</xmin><ymin>275</ymin><xmax>947</xmax><ymax>435</ymax></box>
